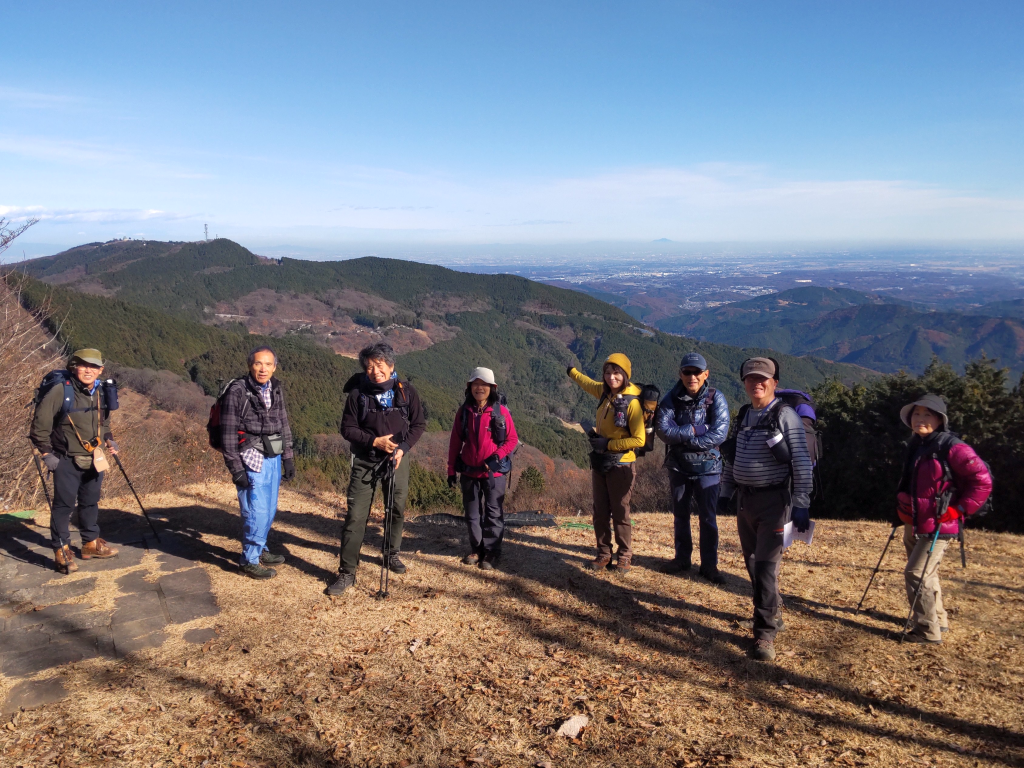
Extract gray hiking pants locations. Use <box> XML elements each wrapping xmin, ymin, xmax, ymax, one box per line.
<box><xmin>904</xmin><ymin>530</ymin><xmax>949</xmax><ymax>642</ymax></box>
<box><xmin>736</xmin><ymin>485</ymin><xmax>790</xmax><ymax>642</ymax></box>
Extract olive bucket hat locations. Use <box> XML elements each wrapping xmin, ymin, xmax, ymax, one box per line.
<box><xmin>70</xmin><ymin>348</ymin><xmax>104</xmax><ymax>366</ymax></box>
<box><xmin>900</xmin><ymin>393</ymin><xmax>949</xmax><ymax>430</ymax></box>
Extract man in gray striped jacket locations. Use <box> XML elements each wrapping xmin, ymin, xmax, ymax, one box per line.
<box><xmin>720</xmin><ymin>357</ymin><xmax>813</xmax><ymax>662</ymax></box>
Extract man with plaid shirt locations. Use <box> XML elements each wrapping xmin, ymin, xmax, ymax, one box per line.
<box><xmin>220</xmin><ymin>346</ymin><xmax>295</xmax><ymax>579</ymax></box>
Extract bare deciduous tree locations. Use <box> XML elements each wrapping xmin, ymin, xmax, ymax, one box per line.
<box><xmin>0</xmin><ymin>217</ymin><xmax>39</xmax><ymax>258</ymax></box>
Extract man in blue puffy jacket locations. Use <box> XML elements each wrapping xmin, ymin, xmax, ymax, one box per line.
<box><xmin>655</xmin><ymin>352</ymin><xmax>731</xmax><ymax>584</ymax></box>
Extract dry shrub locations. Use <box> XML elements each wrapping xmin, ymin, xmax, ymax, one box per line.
<box><xmin>108</xmin><ymin>365</ymin><xmax>214</xmax><ymax>419</ymax></box>
<box><xmin>0</xmin><ymin>276</ymin><xmax>65</xmax><ymax>512</ymax></box>
<box><xmin>102</xmin><ymin>389</ymin><xmax>223</xmax><ymax>498</ymax></box>
<box><xmin>631</xmin><ymin>443</ymin><xmax>671</xmax><ymax>514</ymax></box>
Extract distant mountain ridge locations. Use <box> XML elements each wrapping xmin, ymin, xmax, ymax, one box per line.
<box><xmin>16</xmin><ymin>239</ymin><xmax>873</xmax><ymax>468</ymax></box>
<box><xmin>657</xmin><ymin>286</ymin><xmax>1024</xmax><ymax>379</ymax></box>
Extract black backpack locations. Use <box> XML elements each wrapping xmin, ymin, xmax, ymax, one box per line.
<box><xmin>456</xmin><ymin>393</ymin><xmax>516</xmax><ymax>474</ymax></box>
<box><xmin>902</xmin><ymin>431</ymin><xmax>994</xmax><ymax>519</ymax></box>
<box><xmin>602</xmin><ymin>383</ymin><xmax>661</xmax><ymax>458</ymax></box>
<box><xmin>206</xmin><ymin>378</ymin><xmax>254</xmax><ymax>453</ymax></box>
<box><xmin>31</xmin><ymin>369</ymin><xmax>118</xmax><ymax>421</ymax></box>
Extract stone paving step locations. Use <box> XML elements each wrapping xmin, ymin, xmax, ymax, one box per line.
<box><xmin>1</xmin><ymin>677</ymin><xmax>67</xmax><ymax>714</ymax></box>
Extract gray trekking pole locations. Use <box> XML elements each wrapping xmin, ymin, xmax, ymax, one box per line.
<box><xmin>855</xmin><ymin>523</ymin><xmax>900</xmax><ymax>615</ymax></box>
<box><xmin>900</xmin><ymin>492</ymin><xmax>950</xmax><ymax>643</ymax></box>
<box><xmin>111</xmin><ymin>453</ymin><xmax>161</xmax><ymax>542</ymax></box>
<box><xmin>376</xmin><ymin>456</ymin><xmax>397</xmax><ymax>600</ymax></box>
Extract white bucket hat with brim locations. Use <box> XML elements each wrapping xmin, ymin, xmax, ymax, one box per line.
<box><xmin>900</xmin><ymin>393</ymin><xmax>949</xmax><ymax>430</ymax></box>
<box><xmin>467</xmin><ymin>367</ymin><xmax>497</xmax><ymax>386</ymax></box>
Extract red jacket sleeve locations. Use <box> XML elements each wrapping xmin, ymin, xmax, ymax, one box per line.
<box><xmin>496</xmin><ymin>406</ymin><xmax>519</xmax><ymax>460</ymax></box>
<box><xmin>948</xmin><ymin>442</ymin><xmax>992</xmax><ymax>516</ymax></box>
<box><xmin>447</xmin><ymin>408</ymin><xmax>464</xmax><ymax>476</ymax></box>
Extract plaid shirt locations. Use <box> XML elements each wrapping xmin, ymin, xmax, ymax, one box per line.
<box><xmin>219</xmin><ymin>376</ymin><xmax>294</xmax><ymax>477</ymax></box>
<box><xmin>241</xmin><ymin>382</ymin><xmax>274</xmax><ymax>472</ymax></box>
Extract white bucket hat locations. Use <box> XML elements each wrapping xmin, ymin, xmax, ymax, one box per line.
<box><xmin>467</xmin><ymin>367</ymin><xmax>497</xmax><ymax>386</ymax></box>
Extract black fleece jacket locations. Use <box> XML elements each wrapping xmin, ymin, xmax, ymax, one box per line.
<box><xmin>340</xmin><ymin>373</ymin><xmax>426</xmax><ymax>460</ymax></box>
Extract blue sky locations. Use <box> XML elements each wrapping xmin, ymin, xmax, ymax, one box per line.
<box><xmin>2</xmin><ymin>1</ymin><xmax>1023</xmax><ymax>254</ymax></box>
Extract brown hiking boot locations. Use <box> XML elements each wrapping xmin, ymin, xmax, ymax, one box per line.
<box><xmin>588</xmin><ymin>555</ymin><xmax>613</xmax><ymax>571</ymax></box>
<box><xmin>615</xmin><ymin>554</ymin><xmax>632</xmax><ymax>573</ymax></box>
<box><xmin>54</xmin><ymin>545</ymin><xmax>78</xmax><ymax>574</ymax></box>
<box><xmin>80</xmin><ymin>538</ymin><xmax>118</xmax><ymax>559</ymax></box>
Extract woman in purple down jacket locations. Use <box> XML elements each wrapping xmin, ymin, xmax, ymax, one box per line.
<box><xmin>895</xmin><ymin>394</ymin><xmax>991</xmax><ymax>644</ymax></box>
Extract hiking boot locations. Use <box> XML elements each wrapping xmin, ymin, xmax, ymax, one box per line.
<box><xmin>80</xmin><ymin>538</ymin><xmax>118</xmax><ymax>559</ymax></box>
<box><xmin>749</xmin><ymin>638</ymin><xmax>776</xmax><ymax>662</ymax></box>
<box><xmin>327</xmin><ymin>572</ymin><xmax>356</xmax><ymax>596</ymax></box>
<box><xmin>588</xmin><ymin>555</ymin><xmax>613</xmax><ymax>571</ymax></box>
<box><xmin>479</xmin><ymin>560</ymin><xmax>495</xmax><ymax>571</ymax></box>
<box><xmin>904</xmin><ymin>631</ymin><xmax>942</xmax><ymax>645</ymax></box>
<box><xmin>737</xmin><ymin>616</ymin><xmax>786</xmax><ymax>632</ymax></box>
<box><xmin>615</xmin><ymin>554</ymin><xmax>632</xmax><ymax>573</ymax></box>
<box><xmin>660</xmin><ymin>559</ymin><xmax>691</xmax><ymax>574</ymax></box>
<box><xmin>260</xmin><ymin>551</ymin><xmax>286</xmax><ymax>565</ymax></box>
<box><xmin>699</xmin><ymin>567</ymin><xmax>727</xmax><ymax>585</ymax></box>
<box><xmin>54</xmin><ymin>545</ymin><xmax>78</xmax><ymax>575</ymax></box>
<box><xmin>462</xmin><ymin>553</ymin><xmax>479</xmax><ymax>565</ymax></box>
<box><xmin>386</xmin><ymin>555</ymin><xmax>407</xmax><ymax>574</ymax></box>
<box><xmin>241</xmin><ymin>562</ymin><xmax>276</xmax><ymax>580</ymax></box>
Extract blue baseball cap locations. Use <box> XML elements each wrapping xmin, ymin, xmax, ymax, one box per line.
<box><xmin>679</xmin><ymin>352</ymin><xmax>708</xmax><ymax>371</ymax></box>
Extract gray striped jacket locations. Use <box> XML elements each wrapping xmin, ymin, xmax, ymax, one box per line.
<box><xmin>722</xmin><ymin>400</ymin><xmax>813</xmax><ymax>508</ymax></box>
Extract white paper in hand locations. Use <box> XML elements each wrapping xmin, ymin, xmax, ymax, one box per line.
<box><xmin>782</xmin><ymin>520</ymin><xmax>815</xmax><ymax>549</ymax></box>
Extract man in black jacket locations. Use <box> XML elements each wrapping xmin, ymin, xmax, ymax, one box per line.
<box><xmin>31</xmin><ymin>348</ymin><xmax>120</xmax><ymax>572</ymax></box>
<box><xmin>220</xmin><ymin>346</ymin><xmax>295</xmax><ymax>580</ymax></box>
<box><xmin>328</xmin><ymin>341</ymin><xmax>426</xmax><ymax>595</ymax></box>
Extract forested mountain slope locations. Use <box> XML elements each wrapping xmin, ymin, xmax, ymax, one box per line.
<box><xmin>16</xmin><ymin>240</ymin><xmax>872</xmax><ymax>467</ymax></box>
<box><xmin>658</xmin><ymin>286</ymin><xmax>1024</xmax><ymax>379</ymax></box>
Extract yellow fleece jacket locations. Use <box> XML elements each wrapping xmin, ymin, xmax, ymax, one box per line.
<box><xmin>568</xmin><ymin>368</ymin><xmax>646</xmax><ymax>462</ymax></box>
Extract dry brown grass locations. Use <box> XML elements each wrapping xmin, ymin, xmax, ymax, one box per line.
<box><xmin>2</xmin><ymin>481</ymin><xmax>1022</xmax><ymax>768</ymax></box>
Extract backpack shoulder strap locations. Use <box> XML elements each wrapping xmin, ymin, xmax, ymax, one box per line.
<box><xmin>459</xmin><ymin>404</ymin><xmax>471</xmax><ymax>443</ymax></box>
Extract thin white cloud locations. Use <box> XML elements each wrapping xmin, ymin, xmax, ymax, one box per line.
<box><xmin>0</xmin><ymin>205</ymin><xmax>194</xmax><ymax>225</ymax></box>
<box><xmin>0</xmin><ymin>86</ymin><xmax>86</xmax><ymax>109</ymax></box>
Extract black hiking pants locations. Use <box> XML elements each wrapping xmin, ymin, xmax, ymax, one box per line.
<box><xmin>670</xmin><ymin>473</ymin><xmax>721</xmax><ymax>571</ymax></box>
<box><xmin>736</xmin><ymin>484</ymin><xmax>790</xmax><ymax>642</ymax></box>
<box><xmin>460</xmin><ymin>474</ymin><xmax>507</xmax><ymax>561</ymax></box>
<box><xmin>50</xmin><ymin>455</ymin><xmax>103</xmax><ymax>549</ymax></box>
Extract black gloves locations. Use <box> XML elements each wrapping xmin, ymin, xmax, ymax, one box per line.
<box><xmin>791</xmin><ymin>507</ymin><xmax>811</xmax><ymax>533</ymax></box>
<box><xmin>485</xmin><ymin>453</ymin><xmax>501</xmax><ymax>472</ymax></box>
<box><xmin>566</xmin><ymin>366</ymin><xmax>575</xmax><ymax>377</ymax></box>
<box><xmin>283</xmin><ymin>457</ymin><xmax>295</xmax><ymax>481</ymax></box>
<box><xmin>42</xmin><ymin>453</ymin><xmax>60</xmax><ymax>472</ymax></box>
<box><xmin>447</xmin><ymin>474</ymin><xmax>458</xmax><ymax>489</ymax></box>
<box><xmin>589</xmin><ymin>435</ymin><xmax>610</xmax><ymax>453</ymax></box>
<box><xmin>232</xmin><ymin>470</ymin><xmax>251</xmax><ymax>490</ymax></box>
<box><xmin>717</xmin><ymin>495</ymin><xmax>733</xmax><ymax>515</ymax></box>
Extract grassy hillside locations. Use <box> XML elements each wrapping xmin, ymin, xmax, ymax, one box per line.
<box><xmin>659</xmin><ymin>286</ymin><xmax>1024</xmax><ymax>379</ymax></box>
<box><xmin>15</xmin><ymin>242</ymin><xmax>875</xmax><ymax>469</ymax></box>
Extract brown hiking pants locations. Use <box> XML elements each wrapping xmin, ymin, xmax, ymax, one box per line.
<box><xmin>591</xmin><ymin>464</ymin><xmax>635</xmax><ymax>558</ymax></box>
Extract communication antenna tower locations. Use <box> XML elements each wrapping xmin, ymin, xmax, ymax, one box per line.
<box><xmin>204</xmin><ymin>223</ymin><xmax>209</xmax><ymax>241</ymax></box>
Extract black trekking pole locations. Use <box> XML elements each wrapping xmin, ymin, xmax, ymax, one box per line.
<box><xmin>957</xmin><ymin>518</ymin><xmax>967</xmax><ymax>569</ymax></box>
<box><xmin>900</xmin><ymin>492</ymin><xmax>950</xmax><ymax>643</ymax></box>
<box><xmin>31</xmin><ymin>451</ymin><xmax>54</xmax><ymax>515</ymax></box>
<box><xmin>111</xmin><ymin>453</ymin><xmax>161</xmax><ymax>542</ymax></box>
<box><xmin>855</xmin><ymin>523</ymin><xmax>900</xmax><ymax>615</ymax></box>
<box><xmin>376</xmin><ymin>456</ymin><xmax>397</xmax><ymax>600</ymax></box>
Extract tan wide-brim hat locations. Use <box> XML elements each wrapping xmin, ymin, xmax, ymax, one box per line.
<box><xmin>467</xmin><ymin>367</ymin><xmax>497</xmax><ymax>386</ymax></box>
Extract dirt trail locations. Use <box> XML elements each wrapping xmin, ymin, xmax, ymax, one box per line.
<box><xmin>1</xmin><ymin>484</ymin><xmax>1022</xmax><ymax>767</ymax></box>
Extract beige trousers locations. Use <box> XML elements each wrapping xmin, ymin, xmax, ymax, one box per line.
<box><xmin>903</xmin><ymin>525</ymin><xmax>949</xmax><ymax>641</ymax></box>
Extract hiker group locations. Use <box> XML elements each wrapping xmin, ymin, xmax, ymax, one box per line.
<box><xmin>31</xmin><ymin>343</ymin><xmax>991</xmax><ymax>661</ymax></box>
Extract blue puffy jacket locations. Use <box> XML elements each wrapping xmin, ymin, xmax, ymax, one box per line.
<box><xmin>655</xmin><ymin>382</ymin><xmax>731</xmax><ymax>475</ymax></box>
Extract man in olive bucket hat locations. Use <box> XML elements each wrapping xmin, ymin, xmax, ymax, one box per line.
<box><xmin>31</xmin><ymin>348</ymin><xmax>121</xmax><ymax>573</ymax></box>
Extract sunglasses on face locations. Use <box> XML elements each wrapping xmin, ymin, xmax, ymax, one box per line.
<box><xmin>681</xmin><ymin>369</ymin><xmax>704</xmax><ymax>377</ymax></box>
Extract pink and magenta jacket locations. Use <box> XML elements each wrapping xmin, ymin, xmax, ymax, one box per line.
<box><xmin>897</xmin><ymin>437</ymin><xmax>992</xmax><ymax>537</ymax></box>
<box><xmin>447</xmin><ymin>403</ymin><xmax>519</xmax><ymax>479</ymax></box>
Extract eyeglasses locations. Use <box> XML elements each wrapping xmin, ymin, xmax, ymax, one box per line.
<box><xmin>680</xmin><ymin>369</ymin><xmax>705</xmax><ymax>377</ymax></box>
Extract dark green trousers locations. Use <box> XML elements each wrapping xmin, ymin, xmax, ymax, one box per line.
<box><xmin>339</xmin><ymin>454</ymin><xmax>410</xmax><ymax>575</ymax></box>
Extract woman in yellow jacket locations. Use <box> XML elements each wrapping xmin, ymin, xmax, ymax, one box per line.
<box><xmin>567</xmin><ymin>353</ymin><xmax>646</xmax><ymax>573</ymax></box>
